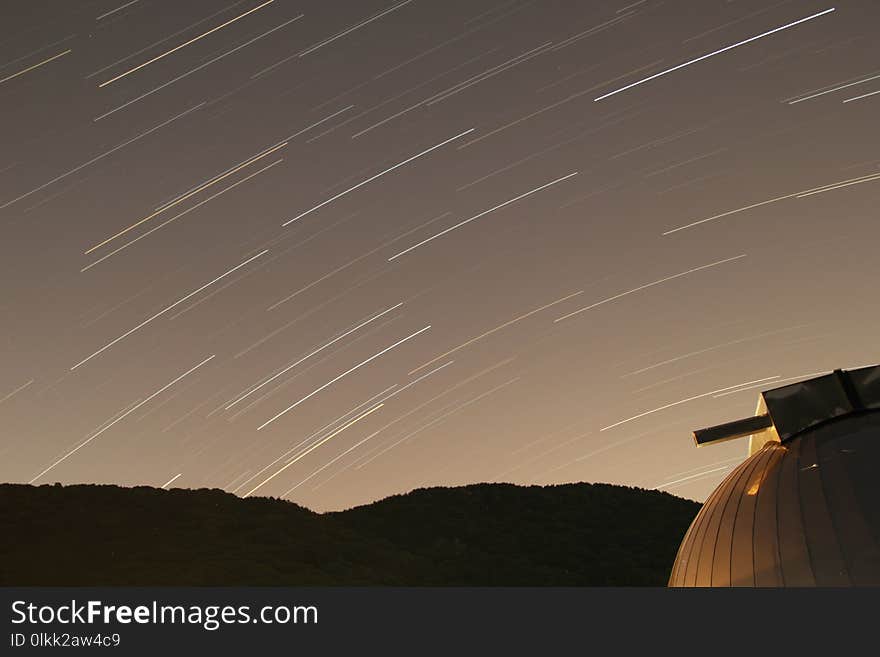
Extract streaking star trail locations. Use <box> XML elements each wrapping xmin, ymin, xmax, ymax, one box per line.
<box><xmin>1</xmin><ymin>0</ymin><xmax>878</xmax><ymax>510</ymax></box>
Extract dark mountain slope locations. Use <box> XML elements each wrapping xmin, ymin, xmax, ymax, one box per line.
<box><xmin>333</xmin><ymin>483</ymin><xmax>700</xmax><ymax>585</ymax></box>
<box><xmin>0</xmin><ymin>482</ymin><xmax>699</xmax><ymax>585</ymax></box>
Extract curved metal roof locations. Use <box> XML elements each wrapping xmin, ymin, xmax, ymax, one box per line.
<box><xmin>669</xmin><ymin>365</ymin><xmax>880</xmax><ymax>586</ymax></box>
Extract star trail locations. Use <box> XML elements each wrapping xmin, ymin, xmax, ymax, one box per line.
<box><xmin>1</xmin><ymin>0</ymin><xmax>878</xmax><ymax>510</ymax></box>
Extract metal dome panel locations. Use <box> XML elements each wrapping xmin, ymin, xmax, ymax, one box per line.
<box><xmin>669</xmin><ymin>411</ymin><xmax>880</xmax><ymax>586</ymax></box>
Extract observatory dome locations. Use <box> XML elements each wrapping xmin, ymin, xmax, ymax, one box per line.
<box><xmin>669</xmin><ymin>365</ymin><xmax>880</xmax><ymax>586</ymax></box>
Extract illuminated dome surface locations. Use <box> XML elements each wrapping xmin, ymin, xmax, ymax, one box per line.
<box><xmin>669</xmin><ymin>366</ymin><xmax>880</xmax><ymax>586</ymax></box>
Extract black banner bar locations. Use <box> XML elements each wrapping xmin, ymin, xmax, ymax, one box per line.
<box><xmin>2</xmin><ymin>587</ymin><xmax>875</xmax><ymax>654</ymax></box>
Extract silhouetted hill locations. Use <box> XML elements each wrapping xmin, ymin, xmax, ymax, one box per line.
<box><xmin>0</xmin><ymin>482</ymin><xmax>699</xmax><ymax>585</ymax></box>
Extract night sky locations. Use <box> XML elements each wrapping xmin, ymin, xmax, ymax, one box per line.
<box><xmin>1</xmin><ymin>0</ymin><xmax>878</xmax><ymax>511</ymax></box>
